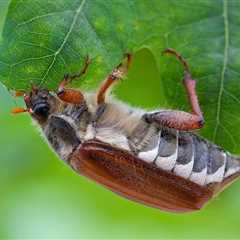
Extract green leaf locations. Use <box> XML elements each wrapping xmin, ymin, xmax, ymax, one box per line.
<box><xmin>0</xmin><ymin>0</ymin><xmax>240</xmax><ymax>154</ymax></box>
<box><xmin>0</xmin><ymin>0</ymin><xmax>10</xmax><ymax>40</ymax></box>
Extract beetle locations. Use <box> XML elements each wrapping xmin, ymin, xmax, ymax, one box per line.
<box><xmin>12</xmin><ymin>49</ymin><xmax>240</xmax><ymax>213</ymax></box>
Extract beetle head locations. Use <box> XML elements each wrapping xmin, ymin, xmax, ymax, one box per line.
<box><xmin>24</xmin><ymin>87</ymin><xmax>58</xmax><ymax>123</ymax></box>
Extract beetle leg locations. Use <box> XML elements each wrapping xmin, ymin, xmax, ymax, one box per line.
<box><xmin>58</xmin><ymin>55</ymin><xmax>91</xmax><ymax>91</ymax></box>
<box><xmin>144</xmin><ymin>110</ymin><xmax>204</xmax><ymax>131</ymax></box>
<box><xmin>57</xmin><ymin>87</ymin><xmax>85</xmax><ymax>105</ymax></box>
<box><xmin>97</xmin><ymin>53</ymin><xmax>132</xmax><ymax>105</ymax></box>
<box><xmin>144</xmin><ymin>49</ymin><xmax>204</xmax><ymax>131</ymax></box>
<box><xmin>57</xmin><ymin>56</ymin><xmax>91</xmax><ymax>104</ymax></box>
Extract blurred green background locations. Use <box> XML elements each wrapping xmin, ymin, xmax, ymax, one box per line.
<box><xmin>1</xmin><ymin>1</ymin><xmax>240</xmax><ymax>239</ymax></box>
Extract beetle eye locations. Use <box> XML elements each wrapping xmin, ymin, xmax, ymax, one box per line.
<box><xmin>34</xmin><ymin>105</ymin><xmax>50</xmax><ymax>118</ymax></box>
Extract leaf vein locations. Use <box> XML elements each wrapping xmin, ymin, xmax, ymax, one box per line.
<box><xmin>223</xmin><ymin>89</ymin><xmax>240</xmax><ymax>104</ymax></box>
<box><xmin>17</xmin><ymin>10</ymin><xmax>74</xmax><ymax>28</ymax></box>
<box><xmin>20</xmin><ymin>41</ymin><xmax>56</xmax><ymax>53</ymax></box>
<box><xmin>213</xmin><ymin>0</ymin><xmax>229</xmax><ymax>141</ymax></box>
<box><xmin>39</xmin><ymin>0</ymin><xmax>86</xmax><ymax>86</ymax></box>
<box><xmin>11</xmin><ymin>54</ymin><xmax>54</xmax><ymax>67</ymax></box>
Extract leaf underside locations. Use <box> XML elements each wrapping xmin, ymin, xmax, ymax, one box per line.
<box><xmin>0</xmin><ymin>0</ymin><xmax>240</xmax><ymax>154</ymax></box>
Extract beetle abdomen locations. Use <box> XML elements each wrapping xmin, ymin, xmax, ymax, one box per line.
<box><xmin>133</xmin><ymin>125</ymin><xmax>240</xmax><ymax>187</ymax></box>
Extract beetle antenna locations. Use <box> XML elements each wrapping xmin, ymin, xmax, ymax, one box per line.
<box><xmin>11</xmin><ymin>107</ymin><xmax>32</xmax><ymax>114</ymax></box>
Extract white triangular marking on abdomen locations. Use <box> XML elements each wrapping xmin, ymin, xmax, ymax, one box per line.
<box><xmin>205</xmin><ymin>165</ymin><xmax>225</xmax><ymax>184</ymax></box>
<box><xmin>155</xmin><ymin>131</ymin><xmax>178</xmax><ymax>171</ymax></box>
<box><xmin>205</xmin><ymin>153</ymin><xmax>226</xmax><ymax>184</ymax></box>
<box><xmin>174</xmin><ymin>152</ymin><xmax>194</xmax><ymax>178</ymax></box>
<box><xmin>224</xmin><ymin>167</ymin><xmax>240</xmax><ymax>178</ymax></box>
<box><xmin>224</xmin><ymin>154</ymin><xmax>240</xmax><ymax>178</ymax></box>
<box><xmin>138</xmin><ymin>132</ymin><xmax>161</xmax><ymax>163</ymax></box>
<box><xmin>155</xmin><ymin>150</ymin><xmax>178</xmax><ymax>170</ymax></box>
<box><xmin>189</xmin><ymin>167</ymin><xmax>207</xmax><ymax>186</ymax></box>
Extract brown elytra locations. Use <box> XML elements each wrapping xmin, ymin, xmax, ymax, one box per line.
<box><xmin>69</xmin><ymin>140</ymin><xmax>239</xmax><ymax>213</ymax></box>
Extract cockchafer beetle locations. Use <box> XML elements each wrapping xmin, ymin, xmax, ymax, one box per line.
<box><xmin>12</xmin><ymin>49</ymin><xmax>240</xmax><ymax>213</ymax></box>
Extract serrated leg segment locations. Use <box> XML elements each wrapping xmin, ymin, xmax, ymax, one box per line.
<box><xmin>144</xmin><ymin>49</ymin><xmax>204</xmax><ymax>131</ymax></box>
<box><xmin>97</xmin><ymin>53</ymin><xmax>132</xmax><ymax>105</ymax></box>
<box><xmin>58</xmin><ymin>56</ymin><xmax>91</xmax><ymax>90</ymax></box>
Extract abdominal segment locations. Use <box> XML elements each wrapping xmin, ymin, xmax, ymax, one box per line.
<box><xmin>130</xmin><ymin>123</ymin><xmax>240</xmax><ymax>186</ymax></box>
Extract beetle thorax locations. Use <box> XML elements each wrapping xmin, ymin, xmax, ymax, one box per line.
<box><xmin>38</xmin><ymin>93</ymin><xmax>146</xmax><ymax>160</ymax></box>
<box><xmin>83</xmin><ymin>94</ymin><xmax>145</xmax><ymax>149</ymax></box>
